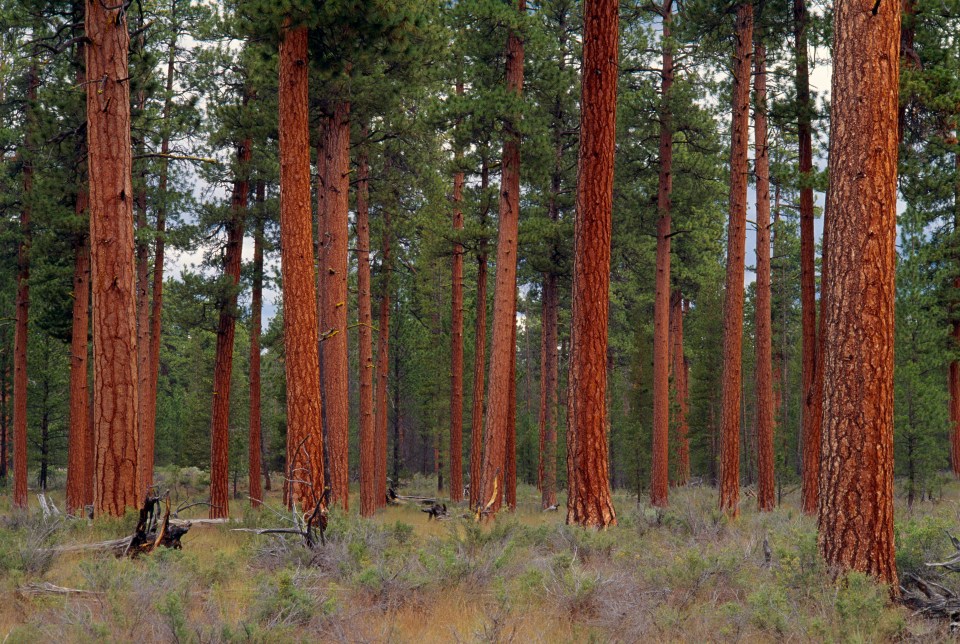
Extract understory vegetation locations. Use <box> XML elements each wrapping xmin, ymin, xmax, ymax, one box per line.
<box><xmin>2</xmin><ymin>476</ymin><xmax>959</xmax><ymax>642</ymax></box>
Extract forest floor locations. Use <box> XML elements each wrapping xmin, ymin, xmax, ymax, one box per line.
<box><xmin>1</xmin><ymin>473</ymin><xmax>959</xmax><ymax>642</ymax></box>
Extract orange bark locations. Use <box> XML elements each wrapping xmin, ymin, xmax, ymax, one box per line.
<box><xmin>567</xmin><ymin>0</ymin><xmax>618</xmax><ymax>528</ymax></box>
<box><xmin>817</xmin><ymin>0</ymin><xmax>900</xmax><ymax>590</ymax></box>
<box><xmin>651</xmin><ymin>0</ymin><xmax>674</xmax><ymax>508</ymax></box>
<box><xmin>754</xmin><ymin>39</ymin><xmax>775</xmax><ymax>512</ymax></box>
<box><xmin>358</xmin><ymin>135</ymin><xmax>376</xmax><ymax>516</ymax></box>
<box><xmin>319</xmin><ymin>103</ymin><xmax>351</xmax><ymax>510</ymax></box>
<box><xmin>66</xmin><ymin>192</ymin><xmax>91</xmax><ymax>515</ymax></box>
<box><xmin>478</xmin><ymin>0</ymin><xmax>525</xmax><ymax>518</ymax></box>
<box><xmin>374</xmin><ymin>209</ymin><xmax>392</xmax><ymax>509</ymax></box>
<box><xmin>209</xmin><ymin>137</ymin><xmax>249</xmax><ymax>519</ymax></box>
<box><xmin>279</xmin><ymin>25</ymin><xmax>324</xmax><ymax>509</ymax></box>
<box><xmin>718</xmin><ymin>2</ymin><xmax>753</xmax><ymax>517</ymax></box>
<box><xmin>86</xmin><ymin>1</ymin><xmax>141</xmax><ymax>515</ymax></box>
<box><xmin>469</xmin><ymin>162</ymin><xmax>490</xmax><ymax>508</ymax></box>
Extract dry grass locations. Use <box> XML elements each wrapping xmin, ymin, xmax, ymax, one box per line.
<box><xmin>1</xmin><ymin>474</ymin><xmax>959</xmax><ymax>642</ymax></box>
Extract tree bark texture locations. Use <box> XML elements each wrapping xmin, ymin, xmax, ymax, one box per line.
<box><xmin>142</xmin><ymin>15</ymin><xmax>177</xmax><ymax>499</ymax></box>
<box><xmin>478</xmin><ymin>1</ymin><xmax>525</xmax><ymax>518</ymax></box>
<box><xmin>249</xmin><ymin>183</ymin><xmax>264</xmax><ymax>508</ymax></box>
<box><xmin>469</xmin><ymin>163</ymin><xmax>490</xmax><ymax>509</ymax></box>
<box><xmin>754</xmin><ymin>40</ymin><xmax>775</xmax><ymax>512</ymax></box>
<box><xmin>953</xmin><ymin>148</ymin><xmax>960</xmax><ymax>476</ymax></box>
<box><xmin>319</xmin><ymin>102</ymin><xmax>351</xmax><ymax>510</ymax></box>
<box><xmin>718</xmin><ymin>2</ymin><xmax>753</xmax><ymax>518</ymax></box>
<box><xmin>817</xmin><ymin>0</ymin><xmax>900</xmax><ymax>590</ymax></box>
<box><xmin>13</xmin><ymin>67</ymin><xmax>36</xmax><ymax>510</ymax></box>
<box><xmin>209</xmin><ymin>138</ymin><xmax>249</xmax><ymax>519</ymax></box>
<box><xmin>67</xmin><ymin>193</ymin><xmax>91</xmax><ymax>515</ymax></box>
<box><xmin>795</xmin><ymin>0</ymin><xmax>821</xmax><ymax>516</ymax></box>
<box><xmin>135</xmin><ymin>115</ymin><xmax>150</xmax><ymax>499</ymax></box>
<box><xmin>86</xmin><ymin>2</ymin><xmax>142</xmax><ymax>516</ymax></box>
<box><xmin>539</xmin><ymin>272</ymin><xmax>559</xmax><ymax>508</ymax></box>
<box><xmin>670</xmin><ymin>291</ymin><xmax>690</xmax><ymax>485</ymax></box>
<box><xmin>357</xmin><ymin>137</ymin><xmax>376</xmax><ymax>516</ymax></box>
<box><xmin>506</xmin><ymin>293</ymin><xmax>518</xmax><ymax>510</ymax></box>
<box><xmin>375</xmin><ymin>208</ymin><xmax>392</xmax><ymax>509</ymax></box>
<box><xmin>278</xmin><ymin>25</ymin><xmax>325</xmax><ymax>510</ymax></box>
<box><xmin>450</xmin><ymin>98</ymin><xmax>466</xmax><ymax>503</ymax></box>
<box><xmin>651</xmin><ymin>0</ymin><xmax>674</xmax><ymax>508</ymax></box>
<box><xmin>566</xmin><ymin>0</ymin><xmax>619</xmax><ymax>529</ymax></box>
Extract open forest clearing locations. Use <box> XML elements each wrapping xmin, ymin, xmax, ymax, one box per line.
<box><xmin>1</xmin><ymin>0</ymin><xmax>959</xmax><ymax>640</ymax></box>
<box><xmin>1</xmin><ymin>476</ymin><xmax>960</xmax><ymax>642</ymax></box>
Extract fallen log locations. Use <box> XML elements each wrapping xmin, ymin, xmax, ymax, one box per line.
<box><xmin>901</xmin><ymin>532</ymin><xmax>960</xmax><ymax>626</ymax></box>
<box><xmin>17</xmin><ymin>582</ymin><xmax>101</xmax><ymax>597</ymax></box>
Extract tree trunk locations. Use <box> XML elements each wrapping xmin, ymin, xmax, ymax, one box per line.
<box><xmin>86</xmin><ymin>3</ymin><xmax>142</xmax><ymax>516</ymax></box>
<box><xmin>319</xmin><ymin>102</ymin><xmax>351</xmax><ymax>510</ymax></box>
<box><xmin>66</xmin><ymin>193</ymin><xmax>91</xmax><ymax>515</ymax></box>
<box><xmin>135</xmin><ymin>98</ymin><xmax>150</xmax><ymax>499</ymax></box>
<box><xmin>670</xmin><ymin>291</ymin><xmax>689</xmax><ymax>485</ymax></box>
<box><xmin>952</xmin><ymin>148</ymin><xmax>960</xmax><ymax>477</ymax></box>
<box><xmin>651</xmin><ymin>0</ymin><xmax>674</xmax><ymax>508</ymax></box>
<box><xmin>13</xmin><ymin>67</ymin><xmax>36</xmax><ymax>509</ymax></box>
<box><xmin>718</xmin><ymin>2</ymin><xmax>753</xmax><ymax>518</ymax></box>
<box><xmin>375</xmin><ymin>208</ymin><xmax>392</xmax><ymax>508</ymax></box>
<box><xmin>249</xmin><ymin>182</ymin><xmax>264</xmax><ymax>508</ymax></box>
<box><xmin>754</xmin><ymin>37</ymin><xmax>775</xmax><ymax>512</ymax></box>
<box><xmin>209</xmin><ymin>136</ymin><xmax>249</xmax><ymax>519</ymax></box>
<box><xmin>278</xmin><ymin>25</ymin><xmax>325</xmax><ymax>510</ymax></box>
<box><xmin>478</xmin><ymin>0</ymin><xmax>525</xmax><ymax>518</ymax></box>
<box><xmin>450</xmin><ymin>85</ymin><xmax>466</xmax><ymax>503</ymax></box>
<box><xmin>506</xmin><ymin>292</ymin><xmax>518</xmax><ymax>510</ymax></box>
<box><xmin>469</xmin><ymin>161</ymin><xmax>490</xmax><ymax>508</ymax></box>
<box><xmin>540</xmin><ymin>271</ymin><xmax>558</xmax><ymax>508</ymax></box>
<box><xmin>143</xmin><ymin>3</ymin><xmax>178</xmax><ymax>500</ymax></box>
<box><xmin>0</xmin><ymin>359</ymin><xmax>7</xmax><ymax>485</ymax></box>
<box><xmin>794</xmin><ymin>0</ymin><xmax>820</xmax><ymax>516</ymax></box>
<box><xmin>357</xmin><ymin>133</ymin><xmax>376</xmax><ymax>515</ymax></box>
<box><xmin>566</xmin><ymin>0</ymin><xmax>618</xmax><ymax>528</ymax></box>
<box><xmin>817</xmin><ymin>0</ymin><xmax>900</xmax><ymax>590</ymax></box>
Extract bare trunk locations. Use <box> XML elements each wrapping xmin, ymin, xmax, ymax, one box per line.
<box><xmin>135</xmin><ymin>98</ymin><xmax>150</xmax><ymax>498</ymax></box>
<box><xmin>357</xmin><ymin>133</ymin><xmax>376</xmax><ymax>515</ymax></box>
<box><xmin>818</xmin><ymin>0</ymin><xmax>900</xmax><ymax>590</ymax></box>
<box><xmin>469</xmin><ymin>162</ymin><xmax>490</xmax><ymax>508</ymax></box>
<box><xmin>249</xmin><ymin>182</ymin><xmax>264</xmax><ymax>508</ymax></box>
<box><xmin>318</xmin><ymin>102</ymin><xmax>351</xmax><ymax>510</ymax></box>
<box><xmin>718</xmin><ymin>2</ymin><xmax>753</xmax><ymax>517</ymax></box>
<box><xmin>13</xmin><ymin>67</ymin><xmax>36</xmax><ymax>509</ymax></box>
<box><xmin>278</xmin><ymin>25</ymin><xmax>324</xmax><ymax>510</ymax></box>
<box><xmin>209</xmin><ymin>136</ymin><xmax>249</xmax><ymax>519</ymax></box>
<box><xmin>506</xmin><ymin>292</ymin><xmax>518</xmax><ymax>509</ymax></box>
<box><xmin>66</xmin><ymin>193</ymin><xmax>91</xmax><ymax>514</ymax></box>
<box><xmin>478</xmin><ymin>0</ymin><xmax>525</xmax><ymax>518</ymax></box>
<box><xmin>566</xmin><ymin>0</ymin><xmax>619</xmax><ymax>528</ymax></box>
<box><xmin>651</xmin><ymin>0</ymin><xmax>674</xmax><ymax>507</ymax></box>
<box><xmin>375</xmin><ymin>208</ymin><xmax>392</xmax><ymax>508</ymax></box>
<box><xmin>795</xmin><ymin>0</ymin><xmax>821</xmax><ymax>516</ymax></box>
<box><xmin>754</xmin><ymin>38</ymin><xmax>775</xmax><ymax>512</ymax></box>
<box><xmin>670</xmin><ymin>291</ymin><xmax>689</xmax><ymax>485</ymax></box>
<box><xmin>450</xmin><ymin>84</ymin><xmax>466</xmax><ymax>503</ymax></box>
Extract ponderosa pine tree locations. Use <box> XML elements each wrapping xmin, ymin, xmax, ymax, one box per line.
<box><xmin>670</xmin><ymin>291</ymin><xmax>690</xmax><ymax>485</ymax></box>
<box><xmin>208</xmin><ymin>131</ymin><xmax>249</xmax><ymax>519</ymax></box>
<box><xmin>66</xmin><ymin>188</ymin><xmax>90</xmax><ymax>515</ymax></box>
<box><xmin>817</xmin><ymin>0</ymin><xmax>900</xmax><ymax>589</ymax></box>
<box><xmin>566</xmin><ymin>0</ymin><xmax>618</xmax><ymax>529</ymax></box>
<box><xmin>450</xmin><ymin>83</ymin><xmax>465</xmax><ymax>504</ymax></box>
<box><xmin>318</xmin><ymin>99</ymin><xmax>350</xmax><ymax>510</ymax></box>
<box><xmin>651</xmin><ymin>0</ymin><xmax>674</xmax><ymax>508</ymax></box>
<box><xmin>278</xmin><ymin>24</ymin><xmax>324</xmax><ymax>510</ymax></box>
<box><xmin>375</xmin><ymin>205</ymin><xmax>392</xmax><ymax>509</ymax></box>
<box><xmin>718</xmin><ymin>1</ymin><xmax>752</xmax><ymax>517</ymax></box>
<box><xmin>478</xmin><ymin>0</ymin><xmax>525</xmax><ymax>518</ymax></box>
<box><xmin>795</xmin><ymin>0</ymin><xmax>820</xmax><ymax>516</ymax></box>
<box><xmin>248</xmin><ymin>181</ymin><xmax>265</xmax><ymax>508</ymax></box>
<box><xmin>753</xmin><ymin>28</ymin><xmax>774</xmax><ymax>512</ymax></box>
<box><xmin>470</xmin><ymin>160</ymin><xmax>490</xmax><ymax>508</ymax></box>
<box><xmin>12</xmin><ymin>65</ymin><xmax>35</xmax><ymax>509</ymax></box>
<box><xmin>86</xmin><ymin>0</ymin><xmax>141</xmax><ymax>515</ymax></box>
<box><xmin>357</xmin><ymin>130</ymin><xmax>376</xmax><ymax>516</ymax></box>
